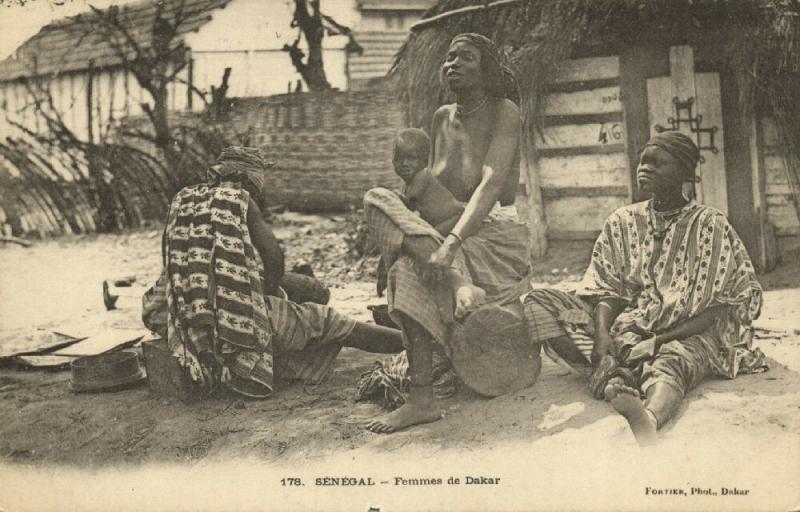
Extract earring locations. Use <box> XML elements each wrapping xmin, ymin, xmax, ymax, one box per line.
<box><xmin>681</xmin><ymin>182</ymin><xmax>695</xmax><ymax>202</ymax></box>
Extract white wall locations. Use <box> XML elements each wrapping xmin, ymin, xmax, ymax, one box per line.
<box><xmin>0</xmin><ymin>64</ymin><xmax>193</xmax><ymax>142</ymax></box>
<box><xmin>0</xmin><ymin>0</ymin><xmax>357</xmax><ymax>141</ymax></box>
<box><xmin>191</xmin><ymin>47</ymin><xmax>348</xmax><ymax>102</ymax></box>
<box><xmin>187</xmin><ymin>0</ymin><xmax>355</xmax><ymax>98</ymax></box>
<box><xmin>356</xmin><ymin>10</ymin><xmax>424</xmax><ymax>32</ymax></box>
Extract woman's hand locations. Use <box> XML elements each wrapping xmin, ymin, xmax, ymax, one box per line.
<box><xmin>422</xmin><ymin>235</ymin><xmax>460</xmax><ymax>284</ymax></box>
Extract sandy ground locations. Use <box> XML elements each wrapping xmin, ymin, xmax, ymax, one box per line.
<box><xmin>0</xmin><ymin>214</ymin><xmax>799</xmax><ymax>511</ymax></box>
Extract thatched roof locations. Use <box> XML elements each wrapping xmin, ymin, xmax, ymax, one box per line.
<box><xmin>391</xmin><ymin>0</ymin><xmax>800</xmax><ymax>131</ymax></box>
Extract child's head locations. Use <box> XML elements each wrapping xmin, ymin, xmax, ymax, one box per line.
<box><xmin>393</xmin><ymin>128</ymin><xmax>430</xmax><ymax>182</ymax></box>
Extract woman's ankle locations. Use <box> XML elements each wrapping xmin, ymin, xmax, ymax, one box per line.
<box><xmin>408</xmin><ymin>381</ymin><xmax>434</xmax><ymax>405</ymax></box>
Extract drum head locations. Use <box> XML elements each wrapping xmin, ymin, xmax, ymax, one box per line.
<box><xmin>449</xmin><ymin>303</ymin><xmax>542</xmax><ymax>397</ymax></box>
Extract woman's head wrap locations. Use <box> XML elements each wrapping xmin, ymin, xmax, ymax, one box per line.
<box><xmin>207</xmin><ymin>146</ymin><xmax>273</xmax><ymax>195</ymax></box>
<box><xmin>645</xmin><ymin>131</ymin><xmax>701</xmax><ymax>181</ymax></box>
<box><xmin>442</xmin><ymin>33</ymin><xmax>520</xmax><ymax>104</ymax></box>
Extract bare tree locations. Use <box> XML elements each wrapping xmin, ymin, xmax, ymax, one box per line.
<box><xmin>72</xmin><ymin>0</ymin><xmax>212</xmax><ymax>190</ymax></box>
<box><xmin>0</xmin><ymin>0</ymin><xmax>245</xmax><ymax>236</ymax></box>
<box><xmin>283</xmin><ymin>0</ymin><xmax>361</xmax><ymax>91</ymax></box>
<box><xmin>3</xmin><ymin>75</ymin><xmax>172</xmax><ymax>233</ymax></box>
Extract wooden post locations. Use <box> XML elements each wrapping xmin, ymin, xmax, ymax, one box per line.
<box><xmin>749</xmin><ymin>110</ymin><xmax>777</xmax><ymax>271</ymax></box>
<box><xmin>719</xmin><ymin>68</ymin><xmax>760</xmax><ymax>263</ymax></box>
<box><xmin>619</xmin><ymin>43</ymin><xmax>663</xmax><ymax>203</ymax></box>
<box><xmin>523</xmin><ymin>130</ymin><xmax>548</xmax><ymax>258</ymax></box>
<box><xmin>86</xmin><ymin>60</ymin><xmax>94</xmax><ymax>144</ymax></box>
<box><xmin>186</xmin><ymin>54</ymin><xmax>194</xmax><ymax>111</ymax></box>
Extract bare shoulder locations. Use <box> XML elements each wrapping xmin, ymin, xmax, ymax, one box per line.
<box><xmin>432</xmin><ymin>104</ymin><xmax>456</xmax><ymax>127</ymax></box>
<box><xmin>435</xmin><ymin>104</ymin><xmax>457</xmax><ymax>117</ymax></box>
<box><xmin>492</xmin><ymin>98</ymin><xmax>520</xmax><ymax>122</ymax></box>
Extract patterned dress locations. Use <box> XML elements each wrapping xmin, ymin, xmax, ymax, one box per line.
<box><xmin>524</xmin><ymin>199</ymin><xmax>766</xmax><ymax>395</ymax></box>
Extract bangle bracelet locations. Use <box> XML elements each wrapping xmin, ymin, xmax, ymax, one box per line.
<box><xmin>449</xmin><ymin>232</ymin><xmax>463</xmax><ymax>245</ymax></box>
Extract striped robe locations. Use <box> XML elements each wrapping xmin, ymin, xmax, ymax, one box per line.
<box><xmin>526</xmin><ymin>199</ymin><xmax>765</xmax><ymax>380</ymax></box>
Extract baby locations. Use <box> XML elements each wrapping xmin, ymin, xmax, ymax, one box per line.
<box><xmin>393</xmin><ymin>128</ymin><xmax>465</xmax><ymax>236</ymax></box>
<box><xmin>391</xmin><ymin>128</ymin><xmax>484</xmax><ymax>319</ymax></box>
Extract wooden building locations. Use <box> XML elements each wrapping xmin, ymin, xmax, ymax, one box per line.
<box><xmin>0</xmin><ymin>0</ymin><xmax>359</xmax><ymax>143</ymax></box>
<box><xmin>349</xmin><ymin>0</ymin><xmax>436</xmax><ymax>89</ymax></box>
<box><xmin>392</xmin><ymin>0</ymin><xmax>800</xmax><ymax>269</ymax></box>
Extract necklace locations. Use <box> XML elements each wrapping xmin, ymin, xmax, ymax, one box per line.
<box><xmin>647</xmin><ymin>201</ymin><xmax>686</xmax><ymax>240</ymax></box>
<box><xmin>456</xmin><ymin>95</ymin><xmax>488</xmax><ymax>116</ymax></box>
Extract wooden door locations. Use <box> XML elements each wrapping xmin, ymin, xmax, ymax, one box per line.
<box><xmin>645</xmin><ymin>46</ymin><xmax>728</xmax><ymax>214</ymax></box>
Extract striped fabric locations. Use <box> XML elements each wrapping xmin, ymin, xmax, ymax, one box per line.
<box><xmin>576</xmin><ymin>199</ymin><xmax>765</xmax><ymax>379</ymax></box>
<box><xmin>165</xmin><ymin>183</ymin><xmax>275</xmax><ymax>398</ymax></box>
<box><xmin>364</xmin><ymin>187</ymin><xmax>531</xmax><ymax>391</ymax></box>
<box><xmin>267</xmin><ymin>295</ymin><xmax>355</xmax><ymax>384</ymax></box>
<box><xmin>522</xmin><ymin>288</ymin><xmax>594</xmax><ymax>373</ymax></box>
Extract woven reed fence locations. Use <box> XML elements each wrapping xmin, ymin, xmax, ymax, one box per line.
<box><xmin>227</xmin><ymin>90</ymin><xmax>405</xmax><ymax>212</ymax></box>
<box><xmin>0</xmin><ymin>127</ymin><xmax>222</xmax><ymax>237</ymax></box>
<box><xmin>0</xmin><ymin>90</ymin><xmax>405</xmax><ymax>237</ymax></box>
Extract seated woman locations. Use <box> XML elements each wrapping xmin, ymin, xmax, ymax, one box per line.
<box><xmin>522</xmin><ymin>131</ymin><xmax>765</xmax><ymax>445</ymax></box>
<box><xmin>364</xmin><ymin>33</ymin><xmax>535</xmax><ymax>433</ymax></box>
<box><xmin>142</xmin><ymin>146</ymin><xmax>403</xmax><ymax>399</ymax></box>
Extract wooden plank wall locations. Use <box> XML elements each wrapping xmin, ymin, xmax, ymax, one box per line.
<box><xmin>348</xmin><ymin>31</ymin><xmax>408</xmax><ymax>89</ymax></box>
<box><xmin>537</xmin><ymin>55</ymin><xmax>630</xmax><ymax>240</ymax></box>
<box><xmin>761</xmin><ymin>115</ymin><xmax>800</xmax><ymax>243</ymax></box>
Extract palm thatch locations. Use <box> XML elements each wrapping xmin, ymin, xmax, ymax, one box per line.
<box><xmin>390</xmin><ymin>0</ymin><xmax>800</xmax><ymax>222</ymax></box>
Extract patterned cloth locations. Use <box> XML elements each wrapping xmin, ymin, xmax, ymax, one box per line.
<box><xmin>582</xmin><ymin>199</ymin><xmax>764</xmax><ymax>378</ymax></box>
<box><xmin>268</xmin><ymin>294</ymin><xmax>355</xmax><ymax>384</ymax></box>
<box><xmin>522</xmin><ymin>288</ymin><xmax>594</xmax><ymax>373</ymax></box>
<box><xmin>143</xmin><ymin>270</ymin><xmax>356</xmax><ymax>390</ymax></box>
<box><xmin>164</xmin><ymin>183</ymin><xmax>275</xmax><ymax>398</ymax></box>
<box><xmin>645</xmin><ymin>131</ymin><xmax>701</xmax><ymax>180</ymax></box>
<box><xmin>355</xmin><ymin>350</ymin><xmax>458</xmax><ymax>411</ymax></box>
<box><xmin>363</xmin><ymin>187</ymin><xmax>531</xmax><ymax>392</ymax></box>
<box><xmin>522</xmin><ymin>199</ymin><xmax>766</xmax><ymax>395</ymax></box>
<box><xmin>208</xmin><ymin>146</ymin><xmax>273</xmax><ymax>196</ymax></box>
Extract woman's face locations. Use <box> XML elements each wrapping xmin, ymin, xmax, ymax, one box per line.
<box><xmin>443</xmin><ymin>41</ymin><xmax>483</xmax><ymax>93</ymax></box>
<box><xmin>636</xmin><ymin>146</ymin><xmax>686</xmax><ymax>197</ymax></box>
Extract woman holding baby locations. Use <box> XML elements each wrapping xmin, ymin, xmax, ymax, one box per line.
<box><xmin>363</xmin><ymin>33</ymin><xmax>535</xmax><ymax>433</ymax></box>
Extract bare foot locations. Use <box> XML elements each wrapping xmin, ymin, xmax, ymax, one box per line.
<box><xmin>454</xmin><ymin>284</ymin><xmax>487</xmax><ymax>319</ymax></box>
<box><xmin>605</xmin><ymin>382</ymin><xmax>658</xmax><ymax>447</ymax></box>
<box><xmin>365</xmin><ymin>402</ymin><xmax>442</xmax><ymax>434</ymax></box>
<box><xmin>602</xmin><ymin>376</ymin><xmax>627</xmax><ymax>401</ymax></box>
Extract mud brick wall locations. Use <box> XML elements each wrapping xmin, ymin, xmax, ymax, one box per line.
<box><xmin>227</xmin><ymin>91</ymin><xmax>405</xmax><ymax>211</ymax></box>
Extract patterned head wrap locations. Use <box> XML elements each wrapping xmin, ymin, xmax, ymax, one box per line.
<box><xmin>443</xmin><ymin>33</ymin><xmax>520</xmax><ymax>104</ymax></box>
<box><xmin>207</xmin><ymin>146</ymin><xmax>273</xmax><ymax>195</ymax></box>
<box><xmin>645</xmin><ymin>131</ymin><xmax>701</xmax><ymax>181</ymax></box>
